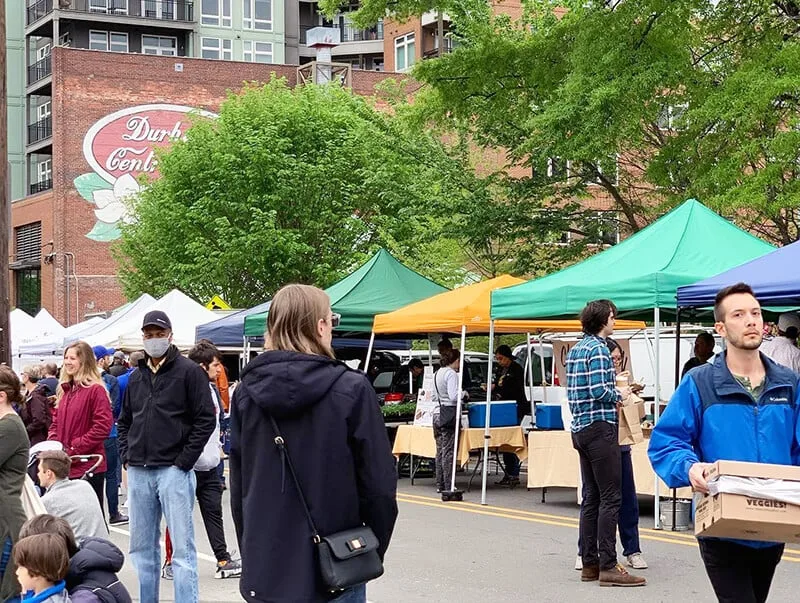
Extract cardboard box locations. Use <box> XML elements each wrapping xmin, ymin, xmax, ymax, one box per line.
<box><xmin>695</xmin><ymin>461</ymin><xmax>800</xmax><ymax>544</ymax></box>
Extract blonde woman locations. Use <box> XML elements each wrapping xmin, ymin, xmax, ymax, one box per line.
<box><xmin>231</xmin><ymin>284</ymin><xmax>398</xmax><ymax>603</ymax></box>
<box><xmin>47</xmin><ymin>341</ymin><xmax>113</xmax><ymax>512</ymax></box>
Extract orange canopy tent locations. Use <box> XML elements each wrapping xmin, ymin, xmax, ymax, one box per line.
<box><xmin>371</xmin><ymin>275</ymin><xmax>645</xmax><ymax>335</ymax></box>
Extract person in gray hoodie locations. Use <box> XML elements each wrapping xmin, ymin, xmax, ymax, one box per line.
<box><xmin>37</xmin><ymin>451</ymin><xmax>108</xmax><ymax>544</ymax></box>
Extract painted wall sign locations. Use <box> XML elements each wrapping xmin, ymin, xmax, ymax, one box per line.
<box><xmin>75</xmin><ymin>104</ymin><xmax>217</xmax><ymax>242</ymax></box>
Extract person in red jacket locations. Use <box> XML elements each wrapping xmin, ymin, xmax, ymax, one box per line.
<box><xmin>48</xmin><ymin>341</ymin><xmax>113</xmax><ymax>514</ymax></box>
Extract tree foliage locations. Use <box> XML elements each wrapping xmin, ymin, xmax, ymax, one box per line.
<box><xmin>116</xmin><ymin>80</ymin><xmax>473</xmax><ymax>306</ymax></box>
<box><xmin>329</xmin><ymin>0</ymin><xmax>800</xmax><ymax>244</ymax></box>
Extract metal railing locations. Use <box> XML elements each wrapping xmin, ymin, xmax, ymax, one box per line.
<box><xmin>26</xmin><ymin>0</ymin><xmax>194</xmax><ymax>24</ymax></box>
<box><xmin>27</xmin><ymin>55</ymin><xmax>52</xmax><ymax>86</ymax></box>
<box><xmin>28</xmin><ymin>116</ymin><xmax>53</xmax><ymax>145</ymax></box>
<box><xmin>300</xmin><ymin>20</ymin><xmax>384</xmax><ymax>44</ymax></box>
<box><xmin>30</xmin><ymin>180</ymin><xmax>53</xmax><ymax>195</ymax></box>
<box><xmin>26</xmin><ymin>0</ymin><xmax>53</xmax><ymax>26</ymax></box>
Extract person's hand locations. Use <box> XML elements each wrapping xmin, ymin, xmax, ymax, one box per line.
<box><xmin>689</xmin><ymin>462</ymin><xmax>714</xmax><ymax>494</ymax></box>
<box><xmin>631</xmin><ymin>383</ymin><xmax>644</xmax><ymax>394</ymax></box>
<box><xmin>617</xmin><ymin>386</ymin><xmax>632</xmax><ymax>400</ymax></box>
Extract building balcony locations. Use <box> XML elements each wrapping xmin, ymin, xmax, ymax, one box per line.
<box><xmin>28</xmin><ymin>117</ymin><xmax>53</xmax><ymax>146</ymax></box>
<box><xmin>30</xmin><ymin>180</ymin><xmax>53</xmax><ymax>195</ymax></box>
<box><xmin>26</xmin><ymin>0</ymin><xmax>195</xmax><ymax>27</ymax></box>
<box><xmin>27</xmin><ymin>55</ymin><xmax>52</xmax><ymax>86</ymax></box>
<box><xmin>422</xmin><ymin>39</ymin><xmax>454</xmax><ymax>60</ymax></box>
<box><xmin>301</xmin><ymin>21</ymin><xmax>383</xmax><ymax>44</ymax></box>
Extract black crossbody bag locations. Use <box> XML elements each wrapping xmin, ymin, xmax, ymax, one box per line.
<box><xmin>269</xmin><ymin>415</ymin><xmax>384</xmax><ymax>594</ymax></box>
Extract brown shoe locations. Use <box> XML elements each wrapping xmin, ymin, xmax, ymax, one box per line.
<box><xmin>599</xmin><ymin>564</ymin><xmax>646</xmax><ymax>587</ymax></box>
<box><xmin>580</xmin><ymin>565</ymin><xmax>599</xmax><ymax>582</ymax></box>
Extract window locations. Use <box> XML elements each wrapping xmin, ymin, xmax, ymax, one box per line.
<box><xmin>142</xmin><ymin>35</ymin><xmax>177</xmax><ymax>56</ymax></box>
<box><xmin>142</xmin><ymin>0</ymin><xmax>176</xmax><ymax>19</ymax></box>
<box><xmin>588</xmin><ymin>156</ymin><xmax>619</xmax><ymax>186</ymax></box>
<box><xmin>36</xmin><ymin>44</ymin><xmax>50</xmax><ymax>61</ymax></box>
<box><xmin>202</xmin><ymin>0</ymin><xmax>232</xmax><ymax>26</ymax></box>
<box><xmin>657</xmin><ymin>103</ymin><xmax>688</xmax><ymax>131</ymax></box>
<box><xmin>36</xmin><ymin>101</ymin><xmax>51</xmax><ymax>122</ymax></box>
<box><xmin>15</xmin><ymin>223</ymin><xmax>41</xmax><ymax>265</ymax></box>
<box><xmin>201</xmin><ymin>38</ymin><xmax>232</xmax><ymax>60</ymax></box>
<box><xmin>37</xmin><ymin>159</ymin><xmax>52</xmax><ymax>183</ymax></box>
<box><xmin>394</xmin><ymin>33</ymin><xmax>415</xmax><ymax>72</ymax></box>
<box><xmin>243</xmin><ymin>0</ymin><xmax>272</xmax><ymax>31</ymax></box>
<box><xmin>15</xmin><ymin>269</ymin><xmax>41</xmax><ymax>316</ymax></box>
<box><xmin>547</xmin><ymin>157</ymin><xmax>568</xmax><ymax>181</ymax></box>
<box><xmin>90</xmin><ymin>0</ymin><xmax>128</xmax><ymax>13</ymax></box>
<box><xmin>89</xmin><ymin>31</ymin><xmax>128</xmax><ymax>52</ymax></box>
<box><xmin>243</xmin><ymin>40</ymin><xmax>272</xmax><ymax>63</ymax></box>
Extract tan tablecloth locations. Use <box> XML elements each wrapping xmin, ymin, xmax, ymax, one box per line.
<box><xmin>392</xmin><ymin>425</ymin><xmax>527</xmax><ymax>467</ymax></box>
<box><xmin>526</xmin><ymin>430</ymin><xmax>692</xmax><ymax>498</ymax></box>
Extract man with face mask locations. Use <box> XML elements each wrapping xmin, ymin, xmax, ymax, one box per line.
<box><xmin>649</xmin><ymin>283</ymin><xmax>800</xmax><ymax>603</ymax></box>
<box><xmin>117</xmin><ymin>310</ymin><xmax>215</xmax><ymax>603</ymax></box>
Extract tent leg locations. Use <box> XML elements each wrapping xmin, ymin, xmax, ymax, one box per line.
<box><xmin>654</xmin><ymin>307</ymin><xmax>662</xmax><ymax>529</ymax></box>
<box><xmin>481</xmin><ymin>321</ymin><xmax>496</xmax><ymax>505</ymax></box>
<box><xmin>450</xmin><ymin>325</ymin><xmax>467</xmax><ymax>493</ymax></box>
<box><xmin>537</xmin><ymin>336</ymin><xmax>547</xmax><ymax>405</ymax></box>
<box><xmin>364</xmin><ymin>331</ymin><xmax>376</xmax><ymax>373</ymax></box>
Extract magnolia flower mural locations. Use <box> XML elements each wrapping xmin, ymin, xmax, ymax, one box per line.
<box><xmin>74</xmin><ymin>172</ymin><xmax>141</xmax><ymax>242</ymax></box>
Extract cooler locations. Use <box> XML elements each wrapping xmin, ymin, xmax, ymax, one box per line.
<box><xmin>535</xmin><ymin>404</ymin><xmax>564</xmax><ymax>430</ymax></box>
<box><xmin>468</xmin><ymin>401</ymin><xmax>518</xmax><ymax>428</ymax></box>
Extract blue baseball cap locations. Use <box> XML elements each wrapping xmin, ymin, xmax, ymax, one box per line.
<box><xmin>92</xmin><ymin>345</ymin><xmax>115</xmax><ymax>361</ymax></box>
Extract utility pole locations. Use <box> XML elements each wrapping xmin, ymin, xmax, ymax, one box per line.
<box><xmin>0</xmin><ymin>0</ymin><xmax>10</xmax><ymax>366</ymax></box>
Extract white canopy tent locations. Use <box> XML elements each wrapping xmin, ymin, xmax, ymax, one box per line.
<box><xmin>88</xmin><ymin>290</ymin><xmax>216</xmax><ymax>351</ymax></box>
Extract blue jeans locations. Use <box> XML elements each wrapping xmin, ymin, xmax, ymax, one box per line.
<box><xmin>577</xmin><ymin>447</ymin><xmax>641</xmax><ymax>557</ymax></box>
<box><xmin>329</xmin><ymin>584</ymin><xmax>367</xmax><ymax>603</ymax></box>
<box><xmin>104</xmin><ymin>437</ymin><xmax>120</xmax><ymax>517</ymax></box>
<box><xmin>128</xmin><ymin>466</ymin><xmax>199</xmax><ymax>603</ymax></box>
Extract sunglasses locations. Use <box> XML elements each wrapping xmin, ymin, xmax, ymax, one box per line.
<box><xmin>331</xmin><ymin>313</ymin><xmax>341</xmax><ymax>328</ymax></box>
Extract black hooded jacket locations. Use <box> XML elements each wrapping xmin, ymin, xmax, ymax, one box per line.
<box><xmin>230</xmin><ymin>351</ymin><xmax>398</xmax><ymax>603</ymax></box>
<box><xmin>67</xmin><ymin>537</ymin><xmax>132</xmax><ymax>603</ymax></box>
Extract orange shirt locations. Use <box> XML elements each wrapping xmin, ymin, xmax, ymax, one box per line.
<box><xmin>216</xmin><ymin>365</ymin><xmax>230</xmax><ymax>412</ymax></box>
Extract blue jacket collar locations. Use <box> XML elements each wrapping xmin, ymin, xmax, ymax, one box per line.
<box><xmin>713</xmin><ymin>350</ymin><xmax>792</xmax><ymax>398</ymax></box>
<box><xmin>22</xmin><ymin>580</ymin><xmax>66</xmax><ymax>603</ymax></box>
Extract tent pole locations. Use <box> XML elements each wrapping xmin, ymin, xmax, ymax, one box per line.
<box><xmin>481</xmin><ymin>321</ymin><xmax>496</xmax><ymax>505</ymax></box>
<box><xmin>427</xmin><ymin>335</ymin><xmax>433</xmax><ymax>367</ymax></box>
<box><xmin>674</xmin><ymin>307</ymin><xmax>683</xmax><ymax>388</ymax></box>
<box><xmin>450</xmin><ymin>325</ymin><xmax>467</xmax><ymax>493</ymax></box>
<box><xmin>537</xmin><ymin>336</ymin><xmax>547</xmax><ymax>404</ymax></box>
<box><xmin>364</xmin><ymin>331</ymin><xmax>376</xmax><ymax>374</ymax></box>
<box><xmin>654</xmin><ymin>307</ymin><xmax>662</xmax><ymax>529</ymax></box>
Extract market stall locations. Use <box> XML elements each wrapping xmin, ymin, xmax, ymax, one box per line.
<box><xmin>371</xmin><ymin>274</ymin><xmax>646</xmax><ymax>503</ymax></box>
<box><xmin>490</xmin><ymin>199</ymin><xmax>775</xmax><ymax>524</ymax></box>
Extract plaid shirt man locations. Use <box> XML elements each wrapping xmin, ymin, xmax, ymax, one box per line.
<box><xmin>566</xmin><ymin>334</ymin><xmax>620</xmax><ymax>432</ymax></box>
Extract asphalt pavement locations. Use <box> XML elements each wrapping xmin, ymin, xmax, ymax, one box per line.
<box><xmin>108</xmin><ymin>467</ymin><xmax>800</xmax><ymax>602</ymax></box>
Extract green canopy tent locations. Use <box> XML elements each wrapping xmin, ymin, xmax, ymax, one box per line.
<box><xmin>243</xmin><ymin>248</ymin><xmax>448</xmax><ymax>337</ymax></box>
<box><xmin>490</xmin><ymin>199</ymin><xmax>775</xmax><ymax>523</ymax></box>
<box><xmin>491</xmin><ymin>199</ymin><xmax>775</xmax><ymax>321</ymax></box>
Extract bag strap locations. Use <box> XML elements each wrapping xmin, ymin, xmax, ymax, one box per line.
<box><xmin>432</xmin><ymin>370</ymin><xmax>444</xmax><ymax>409</ymax></box>
<box><xmin>269</xmin><ymin>414</ymin><xmax>321</xmax><ymax>542</ymax></box>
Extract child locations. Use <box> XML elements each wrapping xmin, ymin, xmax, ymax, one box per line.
<box><xmin>13</xmin><ymin>534</ymin><xmax>71</xmax><ymax>603</ymax></box>
<box><xmin>18</xmin><ymin>515</ymin><xmax>131</xmax><ymax>603</ymax></box>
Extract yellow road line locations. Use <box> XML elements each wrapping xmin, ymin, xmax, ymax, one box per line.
<box><xmin>396</xmin><ymin>494</ymin><xmax>800</xmax><ymax>562</ymax></box>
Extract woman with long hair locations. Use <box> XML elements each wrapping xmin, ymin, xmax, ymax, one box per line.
<box><xmin>230</xmin><ymin>284</ymin><xmax>398</xmax><ymax>603</ymax></box>
<box><xmin>0</xmin><ymin>365</ymin><xmax>30</xmax><ymax>600</ymax></box>
<box><xmin>48</xmin><ymin>341</ymin><xmax>113</xmax><ymax>512</ymax></box>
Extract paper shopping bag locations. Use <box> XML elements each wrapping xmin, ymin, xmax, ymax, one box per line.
<box><xmin>618</xmin><ymin>403</ymin><xmax>644</xmax><ymax>446</ymax></box>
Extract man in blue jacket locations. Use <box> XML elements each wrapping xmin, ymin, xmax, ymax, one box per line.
<box><xmin>649</xmin><ymin>282</ymin><xmax>800</xmax><ymax>603</ymax></box>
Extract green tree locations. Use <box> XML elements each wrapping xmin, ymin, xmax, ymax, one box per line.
<box><xmin>327</xmin><ymin>0</ymin><xmax>800</xmax><ymax>243</ymax></box>
<box><xmin>116</xmin><ymin>80</ymin><xmax>472</xmax><ymax>306</ymax></box>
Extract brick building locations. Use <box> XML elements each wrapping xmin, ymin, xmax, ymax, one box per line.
<box><xmin>10</xmin><ymin>47</ymin><xmax>396</xmax><ymax>325</ymax></box>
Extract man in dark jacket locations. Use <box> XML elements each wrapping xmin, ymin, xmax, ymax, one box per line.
<box><xmin>230</xmin><ymin>351</ymin><xmax>398</xmax><ymax>603</ymax></box>
<box><xmin>117</xmin><ymin>310</ymin><xmax>215</xmax><ymax>603</ymax></box>
<box><xmin>492</xmin><ymin>345</ymin><xmax>529</xmax><ymax>486</ymax></box>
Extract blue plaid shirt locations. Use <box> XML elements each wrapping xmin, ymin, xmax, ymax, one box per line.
<box><xmin>566</xmin><ymin>334</ymin><xmax>620</xmax><ymax>432</ymax></box>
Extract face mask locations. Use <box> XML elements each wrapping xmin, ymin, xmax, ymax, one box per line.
<box><xmin>143</xmin><ymin>337</ymin><xmax>170</xmax><ymax>358</ymax></box>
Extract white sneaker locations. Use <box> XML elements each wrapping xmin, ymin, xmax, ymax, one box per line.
<box><xmin>627</xmin><ymin>552</ymin><xmax>648</xmax><ymax>569</ymax></box>
<box><xmin>574</xmin><ymin>555</ymin><xmax>583</xmax><ymax>570</ymax></box>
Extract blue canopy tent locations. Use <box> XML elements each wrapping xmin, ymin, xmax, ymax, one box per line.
<box><xmin>195</xmin><ymin>301</ymin><xmax>272</xmax><ymax>348</ymax></box>
<box><xmin>677</xmin><ymin>239</ymin><xmax>800</xmax><ymax>308</ymax></box>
